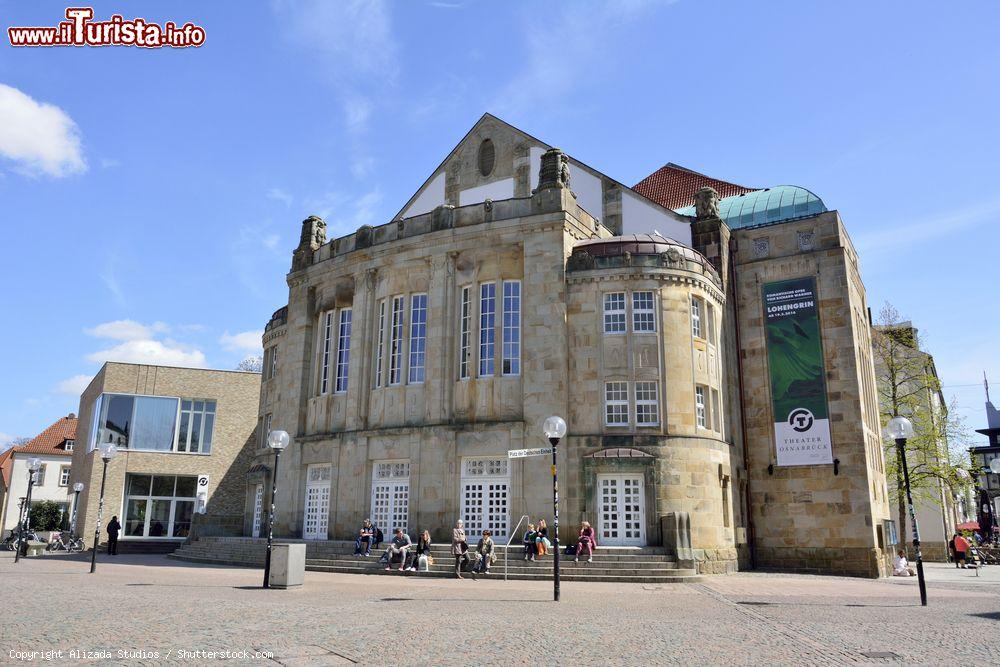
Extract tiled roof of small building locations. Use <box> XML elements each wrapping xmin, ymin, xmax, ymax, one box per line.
<box><xmin>14</xmin><ymin>414</ymin><xmax>77</xmax><ymax>457</ymax></box>
<box><xmin>0</xmin><ymin>448</ymin><xmax>14</xmax><ymax>488</ymax></box>
<box><xmin>633</xmin><ymin>163</ymin><xmax>758</xmax><ymax>210</ymax></box>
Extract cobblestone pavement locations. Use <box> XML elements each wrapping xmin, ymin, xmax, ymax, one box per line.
<box><xmin>1</xmin><ymin>553</ymin><xmax>997</xmax><ymax>665</ymax></box>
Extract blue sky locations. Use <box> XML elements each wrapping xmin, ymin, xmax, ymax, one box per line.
<box><xmin>0</xmin><ymin>1</ymin><xmax>997</xmax><ymax>446</ymax></box>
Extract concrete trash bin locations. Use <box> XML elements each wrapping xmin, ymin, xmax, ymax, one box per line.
<box><xmin>268</xmin><ymin>543</ymin><xmax>306</xmax><ymax>589</ymax></box>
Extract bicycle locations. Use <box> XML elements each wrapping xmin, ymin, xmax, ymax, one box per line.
<box><xmin>46</xmin><ymin>531</ymin><xmax>86</xmax><ymax>553</ymax></box>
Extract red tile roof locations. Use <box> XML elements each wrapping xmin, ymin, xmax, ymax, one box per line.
<box><xmin>13</xmin><ymin>414</ymin><xmax>77</xmax><ymax>457</ymax></box>
<box><xmin>0</xmin><ymin>448</ymin><xmax>14</xmax><ymax>489</ymax></box>
<box><xmin>632</xmin><ymin>163</ymin><xmax>758</xmax><ymax>211</ymax></box>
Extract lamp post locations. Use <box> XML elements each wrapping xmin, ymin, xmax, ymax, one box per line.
<box><xmin>886</xmin><ymin>415</ymin><xmax>926</xmax><ymax>606</ymax></box>
<box><xmin>90</xmin><ymin>443</ymin><xmax>117</xmax><ymax>574</ymax></box>
<box><xmin>542</xmin><ymin>416</ymin><xmax>567</xmax><ymax>602</ymax></box>
<box><xmin>14</xmin><ymin>458</ymin><xmax>42</xmax><ymax>563</ymax></box>
<box><xmin>70</xmin><ymin>482</ymin><xmax>85</xmax><ymax>536</ymax></box>
<box><xmin>262</xmin><ymin>429</ymin><xmax>289</xmax><ymax>589</ymax></box>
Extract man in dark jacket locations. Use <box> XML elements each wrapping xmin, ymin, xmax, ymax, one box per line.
<box><xmin>107</xmin><ymin>516</ymin><xmax>121</xmax><ymax>555</ymax></box>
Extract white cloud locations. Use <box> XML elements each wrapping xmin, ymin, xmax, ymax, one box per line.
<box><xmin>81</xmin><ymin>319</ymin><xmax>206</xmax><ymax>368</ymax></box>
<box><xmin>220</xmin><ymin>330</ymin><xmax>264</xmax><ymax>353</ymax></box>
<box><xmin>0</xmin><ymin>83</ymin><xmax>86</xmax><ymax>177</ymax></box>
<box><xmin>99</xmin><ymin>157</ymin><xmax>120</xmax><ymax>169</ymax></box>
<box><xmin>86</xmin><ymin>339</ymin><xmax>207</xmax><ymax>368</ymax></box>
<box><xmin>267</xmin><ymin>188</ymin><xmax>293</xmax><ymax>206</ymax></box>
<box><xmin>85</xmin><ymin>319</ymin><xmax>168</xmax><ymax>341</ymax></box>
<box><xmin>54</xmin><ymin>374</ymin><xmax>92</xmax><ymax>396</ymax></box>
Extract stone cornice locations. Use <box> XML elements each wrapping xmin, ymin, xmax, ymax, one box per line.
<box><xmin>567</xmin><ymin>267</ymin><xmax>726</xmax><ymax>304</ymax></box>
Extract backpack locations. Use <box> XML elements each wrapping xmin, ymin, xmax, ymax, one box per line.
<box><xmin>375</xmin><ymin>528</ymin><xmax>384</xmax><ymax>544</ymax></box>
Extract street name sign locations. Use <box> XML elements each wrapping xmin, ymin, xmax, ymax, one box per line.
<box><xmin>507</xmin><ymin>447</ymin><xmax>554</xmax><ymax>459</ymax></box>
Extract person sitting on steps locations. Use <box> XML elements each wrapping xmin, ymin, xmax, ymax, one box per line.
<box><xmin>574</xmin><ymin>521</ymin><xmax>596</xmax><ymax>564</ymax></box>
<box><xmin>522</xmin><ymin>523</ymin><xmax>537</xmax><ymax>561</ymax></box>
<box><xmin>382</xmin><ymin>528</ymin><xmax>411</xmax><ymax>571</ymax></box>
<box><xmin>472</xmin><ymin>529</ymin><xmax>495</xmax><ymax>579</ymax></box>
<box><xmin>354</xmin><ymin>518</ymin><xmax>375</xmax><ymax>556</ymax></box>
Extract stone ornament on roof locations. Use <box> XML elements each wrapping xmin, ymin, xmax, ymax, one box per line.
<box><xmin>694</xmin><ymin>186</ymin><xmax>720</xmax><ymax>220</ymax></box>
<box><xmin>292</xmin><ymin>215</ymin><xmax>327</xmax><ymax>271</ymax></box>
<box><xmin>534</xmin><ymin>147</ymin><xmax>573</xmax><ymax>193</ymax></box>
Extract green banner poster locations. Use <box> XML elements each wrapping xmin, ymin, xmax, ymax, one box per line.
<box><xmin>762</xmin><ymin>277</ymin><xmax>833</xmax><ymax>466</ymax></box>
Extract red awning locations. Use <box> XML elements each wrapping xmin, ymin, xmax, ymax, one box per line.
<box><xmin>956</xmin><ymin>521</ymin><xmax>980</xmax><ymax>531</ymax></box>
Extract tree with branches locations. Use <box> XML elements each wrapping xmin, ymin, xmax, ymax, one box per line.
<box><xmin>872</xmin><ymin>302</ymin><xmax>971</xmax><ymax>550</ymax></box>
<box><xmin>236</xmin><ymin>355</ymin><xmax>263</xmax><ymax>373</ymax></box>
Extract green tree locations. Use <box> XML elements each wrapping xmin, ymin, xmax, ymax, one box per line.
<box><xmin>28</xmin><ymin>500</ymin><xmax>64</xmax><ymax>531</ymax></box>
<box><xmin>872</xmin><ymin>303</ymin><xmax>971</xmax><ymax>550</ymax></box>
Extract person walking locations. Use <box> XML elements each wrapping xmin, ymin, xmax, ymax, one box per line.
<box><xmin>953</xmin><ymin>533</ymin><xmax>969</xmax><ymax>569</ymax></box>
<box><xmin>452</xmin><ymin>520</ymin><xmax>469</xmax><ymax>579</ymax></box>
<box><xmin>472</xmin><ymin>529</ymin><xmax>495</xmax><ymax>579</ymax></box>
<box><xmin>106</xmin><ymin>516</ymin><xmax>121</xmax><ymax>556</ymax></box>
<box><xmin>574</xmin><ymin>521</ymin><xmax>597</xmax><ymax>563</ymax></box>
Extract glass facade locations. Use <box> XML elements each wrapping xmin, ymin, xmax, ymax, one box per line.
<box><xmin>90</xmin><ymin>393</ymin><xmax>215</xmax><ymax>454</ymax></box>
<box><xmin>123</xmin><ymin>473</ymin><xmax>198</xmax><ymax>539</ymax></box>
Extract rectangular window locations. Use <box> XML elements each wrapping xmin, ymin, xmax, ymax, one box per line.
<box><xmin>479</xmin><ymin>283</ymin><xmax>496</xmax><ymax>376</ymax></box>
<box><xmin>335</xmin><ymin>308</ymin><xmax>352</xmax><ymax>393</ymax></box>
<box><xmin>635</xmin><ymin>381</ymin><xmax>659</xmax><ymax>426</ymax></box>
<box><xmin>604</xmin><ymin>292</ymin><xmax>626</xmax><ymax>334</ymax></box>
<box><xmin>605</xmin><ymin>381</ymin><xmax>629</xmax><ymax>426</ymax></box>
<box><xmin>408</xmin><ymin>294</ymin><xmax>427</xmax><ymax>383</ymax></box>
<box><xmin>262</xmin><ymin>413</ymin><xmax>272</xmax><ymax>449</ymax></box>
<box><xmin>35</xmin><ymin>464</ymin><xmax>46</xmax><ymax>486</ymax></box>
<box><xmin>711</xmin><ymin>388</ymin><xmax>721</xmax><ymax>433</ymax></box>
<box><xmin>64</xmin><ymin>440</ymin><xmax>74</xmax><ymax>452</ymax></box>
<box><xmin>389</xmin><ymin>296</ymin><xmax>405</xmax><ymax>385</ymax></box>
<box><xmin>123</xmin><ymin>473</ymin><xmax>197</xmax><ymax>539</ymax></box>
<box><xmin>502</xmin><ymin>280</ymin><xmax>520</xmax><ymax>376</ymax></box>
<box><xmin>269</xmin><ymin>344</ymin><xmax>278</xmax><ymax>379</ymax></box>
<box><xmin>706</xmin><ymin>303</ymin><xmax>717</xmax><ymax>345</ymax></box>
<box><xmin>178</xmin><ymin>400</ymin><xmax>216</xmax><ymax>454</ymax></box>
<box><xmin>695</xmin><ymin>386</ymin><xmax>707</xmax><ymax>428</ymax></box>
<box><xmin>632</xmin><ymin>291</ymin><xmax>655</xmax><ymax>333</ymax></box>
<box><xmin>59</xmin><ymin>465</ymin><xmax>71</xmax><ymax>486</ymax></box>
<box><xmin>691</xmin><ymin>297</ymin><xmax>702</xmax><ymax>339</ymax></box>
<box><xmin>373</xmin><ymin>300</ymin><xmax>386</xmax><ymax>388</ymax></box>
<box><xmin>320</xmin><ymin>311</ymin><xmax>334</xmax><ymax>394</ymax></box>
<box><xmin>459</xmin><ymin>286</ymin><xmax>471</xmax><ymax>380</ymax></box>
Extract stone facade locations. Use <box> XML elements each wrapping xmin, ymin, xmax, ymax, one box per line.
<box><xmin>247</xmin><ymin>117</ymin><xmax>891</xmax><ymax>577</ymax></box>
<box><xmin>69</xmin><ymin>363</ymin><xmax>260</xmax><ymax>547</ymax></box>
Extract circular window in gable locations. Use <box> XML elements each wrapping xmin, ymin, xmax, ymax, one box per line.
<box><xmin>478</xmin><ymin>138</ymin><xmax>495</xmax><ymax>177</ymax></box>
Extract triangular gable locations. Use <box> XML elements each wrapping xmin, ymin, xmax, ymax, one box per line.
<box><xmin>393</xmin><ymin>113</ymin><xmax>690</xmax><ymax>240</ymax></box>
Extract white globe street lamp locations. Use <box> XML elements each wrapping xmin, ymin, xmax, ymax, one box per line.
<box><xmin>542</xmin><ymin>416</ymin><xmax>567</xmax><ymax>602</ymax></box>
<box><xmin>263</xmin><ymin>429</ymin><xmax>289</xmax><ymax>588</ymax></box>
<box><xmin>14</xmin><ymin>458</ymin><xmax>44</xmax><ymax>563</ymax></box>
<box><xmin>91</xmin><ymin>442</ymin><xmax>118</xmax><ymax>573</ymax></box>
<box><xmin>70</xmin><ymin>482</ymin><xmax>85</xmax><ymax>536</ymax></box>
<box><xmin>885</xmin><ymin>415</ymin><xmax>926</xmax><ymax>606</ymax></box>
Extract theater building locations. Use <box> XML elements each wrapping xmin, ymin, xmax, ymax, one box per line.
<box><xmin>249</xmin><ymin>114</ymin><xmax>891</xmax><ymax>576</ymax></box>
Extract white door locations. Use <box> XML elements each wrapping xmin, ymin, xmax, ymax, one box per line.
<box><xmin>371</xmin><ymin>461</ymin><xmax>410</xmax><ymax>535</ymax></box>
<box><xmin>251</xmin><ymin>484</ymin><xmax>263</xmax><ymax>538</ymax></box>
<box><xmin>597</xmin><ymin>474</ymin><xmax>645</xmax><ymax>546</ymax></box>
<box><xmin>302</xmin><ymin>465</ymin><xmax>331</xmax><ymax>540</ymax></box>
<box><xmin>460</xmin><ymin>457</ymin><xmax>510</xmax><ymax>542</ymax></box>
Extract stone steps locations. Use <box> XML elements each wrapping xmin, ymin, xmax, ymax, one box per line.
<box><xmin>170</xmin><ymin>537</ymin><xmax>702</xmax><ymax>584</ymax></box>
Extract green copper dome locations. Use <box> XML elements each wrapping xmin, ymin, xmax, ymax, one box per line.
<box><xmin>675</xmin><ymin>185</ymin><xmax>827</xmax><ymax>229</ymax></box>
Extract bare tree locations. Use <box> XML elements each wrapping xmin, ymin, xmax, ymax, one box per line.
<box><xmin>236</xmin><ymin>355</ymin><xmax>263</xmax><ymax>373</ymax></box>
<box><xmin>0</xmin><ymin>436</ymin><xmax>30</xmax><ymax>454</ymax></box>
<box><xmin>872</xmin><ymin>302</ymin><xmax>970</xmax><ymax>548</ymax></box>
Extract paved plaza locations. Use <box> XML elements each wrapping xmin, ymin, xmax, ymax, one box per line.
<box><xmin>1</xmin><ymin>552</ymin><xmax>998</xmax><ymax>665</ymax></box>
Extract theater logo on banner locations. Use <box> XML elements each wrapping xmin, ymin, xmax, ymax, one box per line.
<box><xmin>762</xmin><ymin>277</ymin><xmax>833</xmax><ymax>466</ymax></box>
